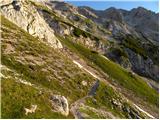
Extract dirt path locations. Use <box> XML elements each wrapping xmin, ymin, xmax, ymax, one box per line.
<box><xmin>72</xmin><ymin>60</ymin><xmax>155</xmax><ymax>119</ymax></box>
<box><xmin>70</xmin><ymin>79</ymin><xmax>100</xmax><ymax>119</ymax></box>
<box><xmin>73</xmin><ymin>60</ymin><xmax>100</xmax><ymax>79</ymax></box>
<box><xmin>62</xmin><ymin>48</ymin><xmax>156</xmax><ymax>118</ymax></box>
<box><xmin>88</xmin><ymin>80</ymin><xmax>99</xmax><ymax>96</ymax></box>
<box><xmin>70</xmin><ymin>96</ymin><xmax>89</xmax><ymax>119</ymax></box>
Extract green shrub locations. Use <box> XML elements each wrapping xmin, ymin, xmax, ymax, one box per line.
<box><xmin>109</xmin><ymin>47</ymin><xmax>128</xmax><ymax>58</ymax></box>
<box><xmin>73</xmin><ymin>28</ymin><xmax>89</xmax><ymax>38</ymax></box>
<box><xmin>122</xmin><ymin>35</ymin><xmax>147</xmax><ymax>58</ymax></box>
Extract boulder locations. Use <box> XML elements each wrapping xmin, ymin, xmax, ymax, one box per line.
<box><xmin>63</xmin><ymin>29</ymin><xmax>70</xmax><ymax>35</ymax></box>
<box><xmin>50</xmin><ymin>95</ymin><xmax>69</xmax><ymax>116</ymax></box>
<box><xmin>81</xmin><ymin>81</ymin><xmax>87</xmax><ymax>86</ymax></box>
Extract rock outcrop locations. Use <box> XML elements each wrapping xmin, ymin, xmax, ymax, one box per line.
<box><xmin>1</xmin><ymin>0</ymin><xmax>62</xmax><ymax>48</ymax></box>
<box><xmin>50</xmin><ymin>95</ymin><xmax>69</xmax><ymax>116</ymax></box>
<box><xmin>24</xmin><ymin>105</ymin><xmax>37</xmax><ymax>115</ymax></box>
<box><xmin>126</xmin><ymin>48</ymin><xmax>159</xmax><ymax>80</ymax></box>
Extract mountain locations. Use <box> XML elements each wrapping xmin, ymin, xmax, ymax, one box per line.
<box><xmin>1</xmin><ymin>0</ymin><xmax>159</xmax><ymax>119</ymax></box>
<box><xmin>78</xmin><ymin>5</ymin><xmax>159</xmax><ymax>81</ymax></box>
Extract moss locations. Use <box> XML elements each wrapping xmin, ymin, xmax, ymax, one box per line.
<box><xmin>73</xmin><ymin>27</ymin><xmax>90</xmax><ymax>38</ymax></box>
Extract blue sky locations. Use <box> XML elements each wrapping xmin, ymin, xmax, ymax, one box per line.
<box><xmin>65</xmin><ymin>0</ymin><xmax>159</xmax><ymax>13</ymax></box>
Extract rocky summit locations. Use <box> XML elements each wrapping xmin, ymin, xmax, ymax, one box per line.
<box><xmin>1</xmin><ymin>0</ymin><xmax>159</xmax><ymax>119</ymax></box>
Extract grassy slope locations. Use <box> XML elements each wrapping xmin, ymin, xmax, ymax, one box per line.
<box><xmin>1</xmin><ymin>15</ymin><xmax>147</xmax><ymax>119</ymax></box>
<box><xmin>1</xmin><ymin>1</ymin><xmax>158</xmax><ymax>117</ymax></box>
<box><xmin>1</xmin><ymin>76</ymin><xmax>72</xmax><ymax>119</ymax></box>
<box><xmin>1</xmin><ymin>15</ymin><xmax>144</xmax><ymax>119</ymax></box>
<box><xmin>57</xmin><ymin>36</ymin><xmax>158</xmax><ymax>110</ymax></box>
<box><xmin>84</xmin><ymin>82</ymin><xmax>146</xmax><ymax>119</ymax></box>
<box><xmin>1</xmin><ymin>15</ymin><xmax>96</xmax><ymax>118</ymax></box>
<box><xmin>30</xmin><ymin>1</ymin><xmax>158</xmax><ymax>116</ymax></box>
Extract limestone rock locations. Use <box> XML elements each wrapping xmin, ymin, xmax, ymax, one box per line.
<box><xmin>63</xmin><ymin>29</ymin><xmax>70</xmax><ymax>35</ymax></box>
<box><xmin>1</xmin><ymin>0</ymin><xmax>62</xmax><ymax>48</ymax></box>
<box><xmin>111</xmin><ymin>98</ymin><xmax>122</xmax><ymax>109</ymax></box>
<box><xmin>50</xmin><ymin>95</ymin><xmax>69</xmax><ymax>116</ymax></box>
<box><xmin>24</xmin><ymin>104</ymin><xmax>37</xmax><ymax>115</ymax></box>
<box><xmin>81</xmin><ymin>81</ymin><xmax>87</xmax><ymax>86</ymax></box>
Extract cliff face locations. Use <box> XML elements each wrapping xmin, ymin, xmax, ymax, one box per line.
<box><xmin>1</xmin><ymin>0</ymin><xmax>62</xmax><ymax>48</ymax></box>
<box><xmin>1</xmin><ymin>0</ymin><xmax>159</xmax><ymax>119</ymax></box>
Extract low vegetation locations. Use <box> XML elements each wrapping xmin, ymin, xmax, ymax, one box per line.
<box><xmin>58</xmin><ymin>35</ymin><xmax>158</xmax><ymax>108</ymax></box>
<box><xmin>85</xmin><ymin>81</ymin><xmax>146</xmax><ymax>118</ymax></box>
<box><xmin>109</xmin><ymin>47</ymin><xmax>128</xmax><ymax>58</ymax></box>
<box><xmin>1</xmin><ymin>15</ymin><xmax>96</xmax><ymax>118</ymax></box>
<box><xmin>122</xmin><ymin>35</ymin><xmax>147</xmax><ymax>59</ymax></box>
<box><xmin>73</xmin><ymin>27</ymin><xmax>89</xmax><ymax>38</ymax></box>
<box><xmin>1</xmin><ymin>77</ymin><xmax>72</xmax><ymax>119</ymax></box>
<box><xmin>79</xmin><ymin>106</ymin><xmax>106</xmax><ymax>119</ymax></box>
<box><xmin>1</xmin><ymin>0</ymin><xmax>158</xmax><ymax>118</ymax></box>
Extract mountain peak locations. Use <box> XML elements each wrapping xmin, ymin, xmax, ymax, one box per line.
<box><xmin>131</xmin><ymin>6</ymin><xmax>152</xmax><ymax>15</ymax></box>
<box><xmin>78</xmin><ymin>6</ymin><xmax>96</xmax><ymax>12</ymax></box>
<box><xmin>105</xmin><ymin>7</ymin><xmax>117</xmax><ymax>11</ymax></box>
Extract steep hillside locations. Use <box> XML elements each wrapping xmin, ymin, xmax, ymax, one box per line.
<box><xmin>2</xmin><ymin>15</ymin><xmax>154</xmax><ymax>119</ymax></box>
<box><xmin>1</xmin><ymin>0</ymin><xmax>159</xmax><ymax>119</ymax></box>
<box><xmin>78</xmin><ymin>5</ymin><xmax>159</xmax><ymax>81</ymax></box>
<box><xmin>1</xmin><ymin>15</ymin><xmax>94</xmax><ymax>118</ymax></box>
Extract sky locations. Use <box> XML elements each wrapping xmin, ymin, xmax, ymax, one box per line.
<box><xmin>65</xmin><ymin>0</ymin><xmax>159</xmax><ymax>13</ymax></box>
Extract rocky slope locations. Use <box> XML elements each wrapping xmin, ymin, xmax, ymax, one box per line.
<box><xmin>77</xmin><ymin>5</ymin><xmax>159</xmax><ymax>81</ymax></box>
<box><xmin>1</xmin><ymin>0</ymin><xmax>62</xmax><ymax>48</ymax></box>
<box><xmin>1</xmin><ymin>0</ymin><xmax>159</xmax><ymax>119</ymax></box>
